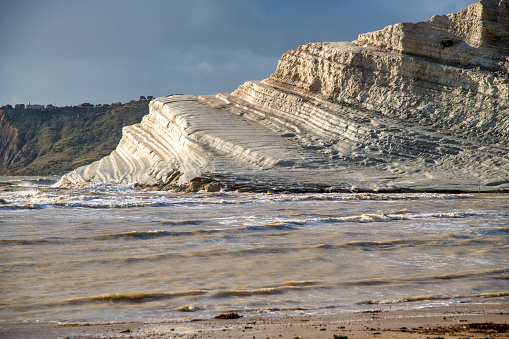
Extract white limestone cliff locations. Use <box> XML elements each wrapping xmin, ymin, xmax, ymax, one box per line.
<box><xmin>59</xmin><ymin>0</ymin><xmax>509</xmax><ymax>192</ymax></box>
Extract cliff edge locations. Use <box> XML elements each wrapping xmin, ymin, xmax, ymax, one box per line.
<box><xmin>60</xmin><ymin>0</ymin><xmax>509</xmax><ymax>192</ymax></box>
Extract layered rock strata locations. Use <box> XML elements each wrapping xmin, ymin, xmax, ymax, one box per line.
<box><xmin>60</xmin><ymin>0</ymin><xmax>509</xmax><ymax>192</ymax></box>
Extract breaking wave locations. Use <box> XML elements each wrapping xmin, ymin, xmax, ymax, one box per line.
<box><xmin>0</xmin><ymin>179</ymin><xmax>478</xmax><ymax>210</ymax></box>
<box><xmin>61</xmin><ymin>290</ymin><xmax>208</xmax><ymax>304</ymax></box>
<box><xmin>360</xmin><ymin>291</ymin><xmax>509</xmax><ymax>305</ymax></box>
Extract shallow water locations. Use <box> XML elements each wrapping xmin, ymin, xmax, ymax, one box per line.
<box><xmin>0</xmin><ymin>176</ymin><xmax>508</xmax><ymax>326</ymax></box>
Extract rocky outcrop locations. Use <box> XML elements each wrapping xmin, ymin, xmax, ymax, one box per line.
<box><xmin>59</xmin><ymin>0</ymin><xmax>509</xmax><ymax>192</ymax></box>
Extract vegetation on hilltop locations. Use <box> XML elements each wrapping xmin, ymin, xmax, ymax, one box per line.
<box><xmin>0</xmin><ymin>98</ymin><xmax>151</xmax><ymax>176</ymax></box>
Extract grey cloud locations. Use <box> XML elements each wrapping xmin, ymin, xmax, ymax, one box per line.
<box><xmin>0</xmin><ymin>0</ymin><xmax>477</xmax><ymax>106</ymax></box>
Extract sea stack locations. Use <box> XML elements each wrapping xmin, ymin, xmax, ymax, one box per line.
<box><xmin>59</xmin><ymin>0</ymin><xmax>509</xmax><ymax>193</ymax></box>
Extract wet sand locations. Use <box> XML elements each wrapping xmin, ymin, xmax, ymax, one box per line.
<box><xmin>2</xmin><ymin>297</ymin><xmax>507</xmax><ymax>338</ymax></box>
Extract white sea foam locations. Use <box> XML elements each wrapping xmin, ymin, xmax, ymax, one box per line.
<box><xmin>0</xmin><ymin>182</ymin><xmax>488</xmax><ymax>215</ymax></box>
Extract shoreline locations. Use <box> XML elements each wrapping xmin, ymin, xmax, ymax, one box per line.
<box><xmin>2</xmin><ymin>297</ymin><xmax>507</xmax><ymax>338</ymax></box>
<box><xmin>2</xmin><ymin>175</ymin><xmax>509</xmax><ymax>195</ymax></box>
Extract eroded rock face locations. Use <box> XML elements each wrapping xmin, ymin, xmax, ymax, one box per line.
<box><xmin>60</xmin><ymin>0</ymin><xmax>509</xmax><ymax>192</ymax></box>
<box><xmin>0</xmin><ymin>122</ymin><xmax>19</xmax><ymax>174</ymax></box>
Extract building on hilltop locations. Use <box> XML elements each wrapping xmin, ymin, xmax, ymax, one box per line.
<box><xmin>26</xmin><ymin>103</ymin><xmax>45</xmax><ymax>110</ymax></box>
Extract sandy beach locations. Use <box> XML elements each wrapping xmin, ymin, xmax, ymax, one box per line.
<box><xmin>2</xmin><ymin>297</ymin><xmax>507</xmax><ymax>339</ymax></box>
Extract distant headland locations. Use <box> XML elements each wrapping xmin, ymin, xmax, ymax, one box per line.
<box><xmin>0</xmin><ymin>98</ymin><xmax>152</xmax><ymax>175</ymax></box>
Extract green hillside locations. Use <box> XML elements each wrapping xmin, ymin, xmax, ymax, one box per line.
<box><xmin>0</xmin><ymin>99</ymin><xmax>150</xmax><ymax>176</ymax></box>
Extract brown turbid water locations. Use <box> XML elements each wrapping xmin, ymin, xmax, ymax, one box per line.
<box><xmin>0</xmin><ymin>177</ymin><xmax>508</xmax><ymax>328</ymax></box>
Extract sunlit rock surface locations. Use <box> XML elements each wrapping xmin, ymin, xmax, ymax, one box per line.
<box><xmin>60</xmin><ymin>0</ymin><xmax>509</xmax><ymax>192</ymax></box>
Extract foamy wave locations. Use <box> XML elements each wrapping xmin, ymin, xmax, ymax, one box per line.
<box><xmin>0</xmin><ymin>190</ymin><xmax>169</xmax><ymax>209</ymax></box>
<box><xmin>61</xmin><ymin>290</ymin><xmax>207</xmax><ymax>304</ymax></box>
<box><xmin>425</xmin><ymin>212</ymin><xmax>471</xmax><ymax>218</ymax></box>
<box><xmin>213</xmin><ymin>283</ymin><xmax>318</xmax><ymax>298</ymax></box>
<box><xmin>60</xmin><ymin>283</ymin><xmax>320</xmax><ymax>305</ymax></box>
<box><xmin>326</xmin><ymin>213</ymin><xmax>410</xmax><ymax>223</ymax></box>
<box><xmin>293</xmin><ymin>211</ymin><xmax>477</xmax><ymax>225</ymax></box>
<box><xmin>1</xmin><ymin>181</ymin><xmax>478</xmax><ymax>210</ymax></box>
<box><xmin>235</xmin><ymin>221</ymin><xmax>304</xmax><ymax>232</ymax></box>
<box><xmin>8</xmin><ymin>177</ymin><xmax>59</xmax><ymax>187</ymax></box>
<box><xmin>265</xmin><ymin>193</ymin><xmax>474</xmax><ymax>202</ymax></box>
<box><xmin>348</xmin><ymin>268</ymin><xmax>509</xmax><ymax>289</ymax></box>
<box><xmin>360</xmin><ymin>291</ymin><xmax>509</xmax><ymax>305</ymax></box>
<box><xmin>218</xmin><ymin>211</ymin><xmax>476</xmax><ymax>230</ymax></box>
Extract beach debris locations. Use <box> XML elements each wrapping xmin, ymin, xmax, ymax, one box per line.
<box><xmin>466</xmin><ymin>322</ymin><xmax>509</xmax><ymax>333</ymax></box>
<box><xmin>397</xmin><ymin>322</ymin><xmax>509</xmax><ymax>336</ymax></box>
<box><xmin>333</xmin><ymin>335</ymin><xmax>348</xmax><ymax>339</ymax></box>
<box><xmin>441</xmin><ymin>39</ymin><xmax>454</xmax><ymax>47</ymax></box>
<box><xmin>215</xmin><ymin>312</ymin><xmax>242</xmax><ymax>319</ymax></box>
<box><xmin>120</xmin><ymin>327</ymin><xmax>132</xmax><ymax>333</ymax></box>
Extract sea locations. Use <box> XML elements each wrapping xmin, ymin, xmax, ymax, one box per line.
<box><xmin>1</xmin><ymin>176</ymin><xmax>508</xmax><ymax>328</ymax></box>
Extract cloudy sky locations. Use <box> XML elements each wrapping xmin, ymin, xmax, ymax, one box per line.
<box><xmin>1</xmin><ymin>0</ymin><xmax>476</xmax><ymax>106</ymax></box>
